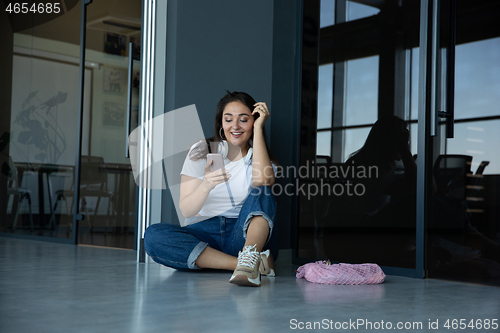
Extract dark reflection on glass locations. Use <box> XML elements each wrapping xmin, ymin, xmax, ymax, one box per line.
<box><xmin>312</xmin><ymin>117</ymin><xmax>416</xmax><ymax>268</ymax></box>
<box><xmin>344</xmin><ymin>116</ymin><xmax>416</xmax><ymax>221</ymax></box>
<box><xmin>298</xmin><ymin>0</ymin><xmax>418</xmax><ymax>270</ymax></box>
<box><xmin>297</xmin><ymin>280</ymin><xmax>385</xmax><ymax>305</ymax></box>
<box><xmin>428</xmin><ymin>153</ymin><xmax>500</xmax><ymax>285</ymax></box>
<box><xmin>425</xmin><ymin>0</ymin><xmax>500</xmax><ymax>286</ymax></box>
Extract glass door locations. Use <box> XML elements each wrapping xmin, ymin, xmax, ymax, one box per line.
<box><xmin>73</xmin><ymin>0</ymin><xmax>141</xmax><ymax>249</ymax></box>
<box><xmin>298</xmin><ymin>0</ymin><xmax>500</xmax><ymax>283</ymax></box>
<box><xmin>2</xmin><ymin>1</ymin><xmax>83</xmax><ymax>242</ymax></box>
<box><xmin>298</xmin><ymin>0</ymin><xmax>421</xmax><ymax>276</ymax></box>
<box><xmin>426</xmin><ymin>0</ymin><xmax>500</xmax><ymax>286</ymax></box>
<box><xmin>1</xmin><ymin>1</ymin><xmax>141</xmax><ymax>249</ymax></box>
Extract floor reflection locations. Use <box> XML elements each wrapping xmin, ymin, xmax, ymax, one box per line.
<box><xmin>296</xmin><ymin>279</ymin><xmax>385</xmax><ymax>304</ymax></box>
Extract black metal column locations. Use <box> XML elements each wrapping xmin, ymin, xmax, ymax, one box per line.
<box><xmin>72</xmin><ymin>0</ymin><xmax>93</xmax><ymax>244</ymax></box>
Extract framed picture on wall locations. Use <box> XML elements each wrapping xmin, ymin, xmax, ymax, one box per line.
<box><xmin>104</xmin><ymin>32</ymin><xmax>126</xmax><ymax>56</ymax></box>
<box><xmin>103</xmin><ymin>67</ymin><xmax>126</xmax><ymax>94</ymax></box>
<box><xmin>103</xmin><ymin>102</ymin><xmax>125</xmax><ymax>127</ymax></box>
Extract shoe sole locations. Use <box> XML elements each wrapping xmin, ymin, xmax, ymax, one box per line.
<box><xmin>265</xmin><ymin>268</ymin><xmax>276</xmax><ymax>277</ymax></box>
<box><xmin>229</xmin><ymin>274</ymin><xmax>261</xmax><ymax>287</ymax></box>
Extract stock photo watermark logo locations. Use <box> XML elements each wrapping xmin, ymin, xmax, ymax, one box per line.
<box><xmin>253</xmin><ymin>160</ymin><xmax>379</xmax><ymax>200</ymax></box>
<box><xmin>128</xmin><ymin>105</ymin><xmax>206</xmax><ymax>226</ymax></box>
<box><xmin>128</xmin><ymin>105</ymin><xmax>378</xmax><ymax>224</ymax></box>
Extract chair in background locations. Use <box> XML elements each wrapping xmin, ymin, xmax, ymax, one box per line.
<box><xmin>433</xmin><ymin>154</ymin><xmax>473</xmax><ymax>202</ymax></box>
<box><xmin>465</xmin><ymin>161</ymin><xmax>490</xmax><ymax>227</ymax></box>
<box><xmin>432</xmin><ymin>154</ymin><xmax>474</xmax><ymax>240</ymax></box>
<box><xmin>49</xmin><ymin>156</ymin><xmax>115</xmax><ymax>232</ymax></box>
<box><xmin>474</xmin><ymin>161</ymin><xmax>489</xmax><ymax>175</ymax></box>
<box><xmin>315</xmin><ymin>155</ymin><xmax>331</xmax><ymax>165</ymax></box>
<box><xmin>7</xmin><ymin>156</ymin><xmax>34</xmax><ymax>231</ymax></box>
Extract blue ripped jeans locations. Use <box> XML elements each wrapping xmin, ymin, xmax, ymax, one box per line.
<box><xmin>144</xmin><ymin>186</ymin><xmax>277</xmax><ymax>270</ymax></box>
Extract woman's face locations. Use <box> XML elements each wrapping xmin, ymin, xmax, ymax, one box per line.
<box><xmin>222</xmin><ymin>101</ymin><xmax>254</xmax><ymax>150</ymax></box>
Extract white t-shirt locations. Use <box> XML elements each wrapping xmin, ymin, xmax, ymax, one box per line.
<box><xmin>180</xmin><ymin>141</ymin><xmax>275</xmax><ymax>222</ymax></box>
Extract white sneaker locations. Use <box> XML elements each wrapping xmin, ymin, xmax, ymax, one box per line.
<box><xmin>229</xmin><ymin>245</ymin><xmax>262</xmax><ymax>287</ymax></box>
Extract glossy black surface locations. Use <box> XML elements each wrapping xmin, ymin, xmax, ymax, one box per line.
<box><xmin>297</xmin><ymin>0</ymin><xmax>500</xmax><ymax>285</ymax></box>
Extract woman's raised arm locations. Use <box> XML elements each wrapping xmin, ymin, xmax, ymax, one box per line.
<box><xmin>251</xmin><ymin>102</ymin><xmax>275</xmax><ymax>187</ymax></box>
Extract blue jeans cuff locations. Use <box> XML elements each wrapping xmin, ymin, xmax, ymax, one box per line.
<box><xmin>187</xmin><ymin>241</ymin><xmax>208</xmax><ymax>269</ymax></box>
<box><xmin>243</xmin><ymin>211</ymin><xmax>274</xmax><ymax>245</ymax></box>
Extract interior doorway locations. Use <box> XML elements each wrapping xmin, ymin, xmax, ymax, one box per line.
<box><xmin>1</xmin><ymin>0</ymin><xmax>141</xmax><ymax>250</ymax></box>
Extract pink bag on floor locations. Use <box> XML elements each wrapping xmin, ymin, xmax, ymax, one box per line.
<box><xmin>296</xmin><ymin>260</ymin><xmax>386</xmax><ymax>285</ymax></box>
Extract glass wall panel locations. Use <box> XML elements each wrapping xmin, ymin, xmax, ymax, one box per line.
<box><xmin>299</xmin><ymin>0</ymin><xmax>418</xmax><ymax>272</ymax></box>
<box><xmin>76</xmin><ymin>1</ymin><xmax>141</xmax><ymax>249</ymax></box>
<box><xmin>1</xmin><ymin>1</ymin><xmax>140</xmax><ymax>249</ymax></box>
<box><xmin>428</xmin><ymin>33</ymin><xmax>500</xmax><ymax>285</ymax></box>
<box><xmin>2</xmin><ymin>3</ymin><xmax>82</xmax><ymax>240</ymax></box>
<box><xmin>427</xmin><ymin>50</ymin><xmax>500</xmax><ymax>285</ymax></box>
<box><xmin>301</xmin><ymin>0</ymin><xmax>500</xmax><ymax>284</ymax></box>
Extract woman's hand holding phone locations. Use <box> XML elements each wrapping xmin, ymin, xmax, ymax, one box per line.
<box><xmin>202</xmin><ymin>154</ymin><xmax>230</xmax><ymax>191</ymax></box>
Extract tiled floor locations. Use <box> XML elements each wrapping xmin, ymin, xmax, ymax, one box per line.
<box><xmin>1</xmin><ymin>237</ymin><xmax>499</xmax><ymax>333</ymax></box>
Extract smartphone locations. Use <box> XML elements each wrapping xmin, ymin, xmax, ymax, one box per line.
<box><xmin>207</xmin><ymin>153</ymin><xmax>225</xmax><ymax>172</ymax></box>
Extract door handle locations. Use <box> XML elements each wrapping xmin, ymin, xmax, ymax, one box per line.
<box><xmin>442</xmin><ymin>0</ymin><xmax>456</xmax><ymax>138</ymax></box>
<box><xmin>437</xmin><ymin>0</ymin><xmax>456</xmax><ymax>138</ymax></box>
<box><xmin>430</xmin><ymin>0</ymin><xmax>440</xmax><ymax>136</ymax></box>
